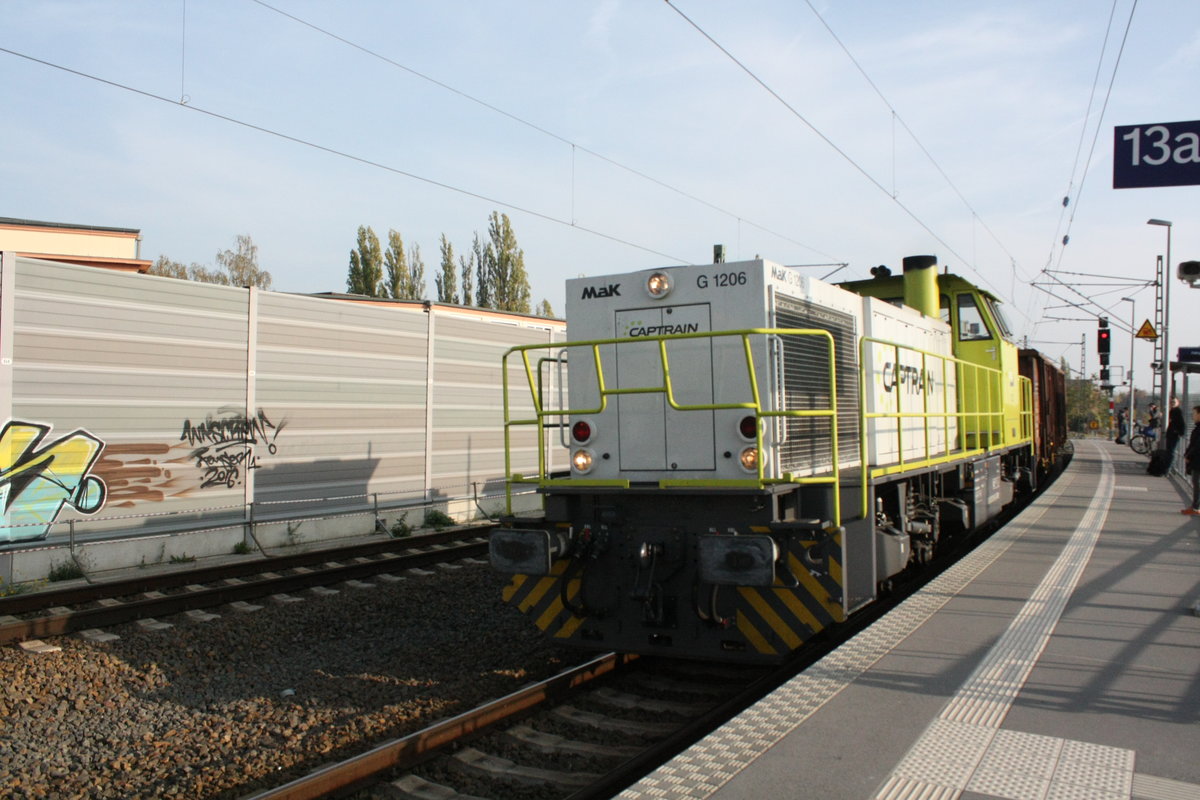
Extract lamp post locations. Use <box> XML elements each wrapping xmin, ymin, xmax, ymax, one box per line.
<box><xmin>1147</xmin><ymin>218</ymin><xmax>1172</xmax><ymax>412</ymax></box>
<box><xmin>1121</xmin><ymin>296</ymin><xmax>1135</xmax><ymax>440</ymax></box>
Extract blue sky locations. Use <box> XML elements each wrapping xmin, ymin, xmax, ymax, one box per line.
<box><xmin>2</xmin><ymin>0</ymin><xmax>1197</xmax><ymax>392</ymax></box>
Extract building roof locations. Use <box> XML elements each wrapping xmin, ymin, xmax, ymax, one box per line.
<box><xmin>0</xmin><ymin>216</ymin><xmax>141</xmax><ymax>235</ymax></box>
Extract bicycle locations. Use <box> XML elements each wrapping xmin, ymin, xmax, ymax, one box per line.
<box><xmin>1129</xmin><ymin>425</ymin><xmax>1157</xmax><ymax>455</ymax></box>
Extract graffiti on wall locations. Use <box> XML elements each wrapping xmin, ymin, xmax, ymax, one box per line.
<box><xmin>0</xmin><ymin>421</ymin><xmax>108</xmax><ymax>544</ymax></box>
<box><xmin>92</xmin><ymin>441</ymin><xmax>192</xmax><ymax>508</ymax></box>
<box><xmin>180</xmin><ymin>407</ymin><xmax>285</xmax><ymax>489</ymax></box>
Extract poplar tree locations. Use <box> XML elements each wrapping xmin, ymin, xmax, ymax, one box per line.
<box><xmin>384</xmin><ymin>229</ymin><xmax>410</xmax><ymax>299</ymax></box>
<box><xmin>408</xmin><ymin>243</ymin><xmax>426</xmax><ymax>300</ymax></box>
<box><xmin>436</xmin><ymin>234</ymin><xmax>457</xmax><ymax>303</ymax></box>
<box><xmin>486</xmin><ymin>212</ymin><xmax>531</xmax><ymax>313</ymax></box>
<box><xmin>347</xmin><ymin>225</ymin><xmax>383</xmax><ymax>296</ymax></box>
<box><xmin>473</xmin><ymin>233</ymin><xmax>492</xmax><ymax>309</ymax></box>
<box><xmin>459</xmin><ymin>248</ymin><xmax>474</xmax><ymax>306</ymax></box>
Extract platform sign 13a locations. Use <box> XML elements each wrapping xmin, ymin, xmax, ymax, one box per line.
<box><xmin>1113</xmin><ymin>120</ymin><xmax>1200</xmax><ymax>188</ymax></box>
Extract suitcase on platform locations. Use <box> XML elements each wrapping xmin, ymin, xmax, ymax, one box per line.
<box><xmin>1147</xmin><ymin>449</ymin><xmax>1171</xmax><ymax>477</ymax></box>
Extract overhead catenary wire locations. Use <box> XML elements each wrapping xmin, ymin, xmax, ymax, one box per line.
<box><xmin>0</xmin><ymin>45</ymin><xmax>691</xmax><ymax>266</ymax></box>
<box><xmin>800</xmin><ymin>0</ymin><xmax>1031</xmax><ymax>285</ymax></box>
<box><xmin>1043</xmin><ymin>0</ymin><xmax>1121</xmax><ymax>275</ymax></box>
<box><xmin>1046</xmin><ymin>0</ymin><xmax>1139</xmax><ymax>275</ymax></box>
<box><xmin>247</xmin><ymin>0</ymin><xmax>841</xmax><ymax>264</ymax></box>
<box><xmin>661</xmin><ymin>0</ymin><xmax>1027</xmax><ymax>326</ymax></box>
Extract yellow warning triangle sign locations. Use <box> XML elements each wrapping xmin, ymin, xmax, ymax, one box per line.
<box><xmin>1135</xmin><ymin>319</ymin><xmax>1158</xmax><ymax>340</ymax></box>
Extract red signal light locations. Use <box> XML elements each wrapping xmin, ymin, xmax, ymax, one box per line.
<box><xmin>571</xmin><ymin>420</ymin><xmax>592</xmax><ymax>443</ymax></box>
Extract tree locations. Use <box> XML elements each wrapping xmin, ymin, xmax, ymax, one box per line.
<box><xmin>535</xmin><ymin>299</ymin><xmax>555</xmax><ymax>318</ymax></box>
<box><xmin>189</xmin><ymin>265</ymin><xmax>231</xmax><ymax>285</ymax></box>
<box><xmin>347</xmin><ymin>225</ymin><xmax>383</xmax><ymax>296</ymax></box>
<box><xmin>408</xmin><ymin>243</ymin><xmax>425</xmax><ymax>300</ymax></box>
<box><xmin>473</xmin><ymin>233</ymin><xmax>492</xmax><ymax>309</ymax></box>
<box><xmin>1062</xmin><ymin>355</ymin><xmax>1110</xmax><ymax>434</ymax></box>
<box><xmin>149</xmin><ymin>256</ymin><xmax>189</xmax><ymax>280</ymax></box>
<box><xmin>485</xmin><ymin>212</ymin><xmax>531</xmax><ymax>313</ymax></box>
<box><xmin>384</xmin><ymin>229</ymin><xmax>410</xmax><ymax>299</ymax></box>
<box><xmin>459</xmin><ymin>249</ymin><xmax>474</xmax><ymax>307</ymax></box>
<box><xmin>216</xmin><ymin>234</ymin><xmax>271</xmax><ymax>289</ymax></box>
<box><xmin>436</xmin><ymin>235</ymin><xmax>457</xmax><ymax>304</ymax></box>
<box><xmin>150</xmin><ymin>234</ymin><xmax>272</xmax><ymax>288</ymax></box>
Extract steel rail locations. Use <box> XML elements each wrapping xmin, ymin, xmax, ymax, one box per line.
<box><xmin>243</xmin><ymin>652</ymin><xmax>635</xmax><ymax>800</ymax></box>
<box><xmin>0</xmin><ymin>538</ymin><xmax>488</xmax><ymax>644</ymax></box>
<box><xmin>0</xmin><ymin>525</ymin><xmax>494</xmax><ymax>617</ymax></box>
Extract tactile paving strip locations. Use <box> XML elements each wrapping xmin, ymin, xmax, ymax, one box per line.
<box><xmin>877</xmin><ymin>447</ymin><xmax>1120</xmax><ymax>800</ymax></box>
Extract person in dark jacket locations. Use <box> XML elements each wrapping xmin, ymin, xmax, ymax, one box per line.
<box><xmin>1184</xmin><ymin>405</ymin><xmax>1200</xmax><ymax>516</ymax></box>
<box><xmin>1165</xmin><ymin>397</ymin><xmax>1185</xmax><ymax>458</ymax></box>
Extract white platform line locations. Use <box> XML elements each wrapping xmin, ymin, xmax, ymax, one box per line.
<box><xmin>877</xmin><ymin>446</ymin><xmax>1119</xmax><ymax>800</ymax></box>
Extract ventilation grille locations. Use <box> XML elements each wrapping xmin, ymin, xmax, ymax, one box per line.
<box><xmin>774</xmin><ymin>296</ymin><xmax>859</xmax><ymax>474</ymax></box>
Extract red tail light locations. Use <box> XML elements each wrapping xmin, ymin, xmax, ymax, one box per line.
<box><xmin>739</xmin><ymin>416</ymin><xmax>758</xmax><ymax>440</ymax></box>
<box><xmin>571</xmin><ymin>420</ymin><xmax>593</xmax><ymax>443</ymax></box>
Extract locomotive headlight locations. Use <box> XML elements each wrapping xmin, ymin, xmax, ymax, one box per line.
<box><xmin>646</xmin><ymin>271</ymin><xmax>673</xmax><ymax>299</ymax></box>
<box><xmin>739</xmin><ymin>446</ymin><xmax>759</xmax><ymax>472</ymax></box>
<box><xmin>572</xmin><ymin>448</ymin><xmax>595</xmax><ymax>474</ymax></box>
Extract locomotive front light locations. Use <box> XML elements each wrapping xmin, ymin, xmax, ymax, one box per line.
<box><xmin>571</xmin><ymin>419</ymin><xmax>593</xmax><ymax>444</ymax></box>
<box><xmin>737</xmin><ymin>415</ymin><xmax>758</xmax><ymax>441</ymax></box>
<box><xmin>645</xmin><ymin>271</ymin><xmax>673</xmax><ymax>299</ymax></box>
<box><xmin>572</xmin><ymin>448</ymin><xmax>595</xmax><ymax>474</ymax></box>
<box><xmin>738</xmin><ymin>446</ymin><xmax>759</xmax><ymax>472</ymax></box>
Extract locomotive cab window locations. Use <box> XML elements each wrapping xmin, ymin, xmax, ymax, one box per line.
<box><xmin>956</xmin><ymin>293</ymin><xmax>993</xmax><ymax>341</ymax></box>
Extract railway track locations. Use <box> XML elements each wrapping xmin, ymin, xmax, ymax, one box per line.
<box><xmin>241</xmin><ymin>652</ymin><xmax>781</xmax><ymax>800</ymax></box>
<box><xmin>229</xmin><ymin>478</ymin><xmax>1064</xmax><ymax>800</ymax></box>
<box><xmin>0</xmin><ymin>527</ymin><xmax>492</xmax><ymax>645</ymax></box>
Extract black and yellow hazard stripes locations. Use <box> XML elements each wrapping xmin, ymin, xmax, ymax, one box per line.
<box><xmin>733</xmin><ymin>543</ymin><xmax>844</xmax><ymax>657</ymax></box>
<box><xmin>502</xmin><ymin>560</ymin><xmax>585</xmax><ymax>639</ymax></box>
<box><xmin>499</xmin><ymin>533</ymin><xmax>846</xmax><ymax>659</ymax></box>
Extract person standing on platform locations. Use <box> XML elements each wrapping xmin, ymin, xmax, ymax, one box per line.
<box><xmin>1146</xmin><ymin>403</ymin><xmax>1160</xmax><ymax>446</ymax></box>
<box><xmin>1165</xmin><ymin>397</ymin><xmax>1185</xmax><ymax>459</ymax></box>
<box><xmin>1185</xmin><ymin>405</ymin><xmax>1200</xmax><ymax>516</ymax></box>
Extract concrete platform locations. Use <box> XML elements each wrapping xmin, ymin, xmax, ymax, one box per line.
<box><xmin>622</xmin><ymin>439</ymin><xmax>1200</xmax><ymax>800</ymax></box>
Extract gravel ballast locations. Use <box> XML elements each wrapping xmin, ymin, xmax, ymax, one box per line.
<box><xmin>0</xmin><ymin>565</ymin><xmax>581</xmax><ymax>799</ymax></box>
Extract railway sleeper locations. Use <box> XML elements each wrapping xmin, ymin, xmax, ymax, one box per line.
<box><xmin>384</xmin><ymin>773</ymin><xmax>488</xmax><ymax>800</ymax></box>
<box><xmin>591</xmin><ymin>687</ymin><xmax>709</xmax><ymax>717</ymax></box>
<box><xmin>506</xmin><ymin>723</ymin><xmax>641</xmax><ymax>759</ymax></box>
<box><xmin>552</xmin><ymin>705</ymin><xmax>677</xmax><ymax>738</ymax></box>
<box><xmin>451</xmin><ymin>747</ymin><xmax>602</xmax><ymax>789</ymax></box>
<box><xmin>625</xmin><ymin>672</ymin><xmax>731</xmax><ymax>698</ymax></box>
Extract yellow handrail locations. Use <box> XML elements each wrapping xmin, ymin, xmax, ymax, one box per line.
<box><xmin>502</xmin><ymin>328</ymin><xmax>840</xmax><ymax>522</ymax></box>
<box><xmin>856</xmin><ymin>336</ymin><xmax>1033</xmax><ymax>518</ymax></box>
<box><xmin>502</xmin><ymin>328</ymin><xmax>1033</xmax><ymax>529</ymax></box>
